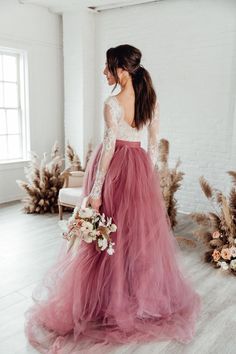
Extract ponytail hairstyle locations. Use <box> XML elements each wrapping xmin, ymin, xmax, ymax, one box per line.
<box><xmin>106</xmin><ymin>44</ymin><xmax>158</xmax><ymax>130</ymax></box>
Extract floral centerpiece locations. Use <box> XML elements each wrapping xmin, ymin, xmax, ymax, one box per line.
<box><xmin>191</xmin><ymin>173</ymin><xmax>236</xmax><ymax>275</ymax></box>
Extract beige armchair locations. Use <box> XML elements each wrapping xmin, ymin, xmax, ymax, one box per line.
<box><xmin>58</xmin><ymin>170</ymin><xmax>85</xmax><ymax>220</ymax></box>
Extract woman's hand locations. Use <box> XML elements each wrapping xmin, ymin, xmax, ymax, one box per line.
<box><xmin>86</xmin><ymin>195</ymin><xmax>102</xmax><ymax>212</ymax></box>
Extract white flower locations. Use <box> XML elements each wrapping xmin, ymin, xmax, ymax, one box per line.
<box><xmin>79</xmin><ymin>207</ymin><xmax>94</xmax><ymax>218</ymax></box>
<box><xmin>80</xmin><ymin>221</ymin><xmax>93</xmax><ymax>234</ymax></box>
<box><xmin>107</xmin><ymin>241</ymin><xmax>115</xmax><ymax>255</ymax></box>
<box><xmin>230</xmin><ymin>259</ymin><xmax>236</xmax><ymax>271</ymax></box>
<box><xmin>107</xmin><ymin>247</ymin><xmax>115</xmax><ymax>255</ymax></box>
<box><xmin>91</xmin><ymin>229</ymin><xmax>97</xmax><ymax>236</ymax></box>
<box><xmin>88</xmin><ymin>230</ymin><xmax>97</xmax><ymax>240</ymax></box>
<box><xmin>110</xmin><ymin>223</ymin><xmax>117</xmax><ymax>232</ymax></box>
<box><xmin>98</xmin><ymin>237</ymin><xmax>108</xmax><ymax>251</ymax></box>
<box><xmin>219</xmin><ymin>261</ymin><xmax>229</xmax><ymax>270</ymax></box>
<box><xmin>83</xmin><ymin>233</ymin><xmax>94</xmax><ymax>243</ymax></box>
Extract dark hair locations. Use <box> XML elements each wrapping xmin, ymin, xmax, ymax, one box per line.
<box><xmin>106</xmin><ymin>44</ymin><xmax>157</xmax><ymax>130</ymax></box>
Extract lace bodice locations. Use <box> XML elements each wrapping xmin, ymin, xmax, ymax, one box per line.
<box><xmin>107</xmin><ymin>96</ymin><xmax>142</xmax><ymax>141</ymax></box>
<box><xmin>89</xmin><ymin>95</ymin><xmax>160</xmax><ymax>200</ymax></box>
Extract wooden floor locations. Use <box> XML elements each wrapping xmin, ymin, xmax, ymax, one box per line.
<box><xmin>0</xmin><ymin>201</ymin><xmax>235</xmax><ymax>354</ymax></box>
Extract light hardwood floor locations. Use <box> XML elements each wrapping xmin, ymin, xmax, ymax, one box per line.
<box><xmin>0</xmin><ymin>201</ymin><xmax>235</xmax><ymax>354</ymax></box>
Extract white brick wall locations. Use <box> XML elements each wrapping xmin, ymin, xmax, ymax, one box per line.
<box><xmin>63</xmin><ymin>0</ymin><xmax>236</xmax><ymax>213</ymax></box>
<box><xmin>0</xmin><ymin>0</ymin><xmax>64</xmax><ymax>203</ymax></box>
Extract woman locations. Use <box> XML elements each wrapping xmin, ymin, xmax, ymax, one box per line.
<box><xmin>25</xmin><ymin>44</ymin><xmax>202</xmax><ymax>353</ymax></box>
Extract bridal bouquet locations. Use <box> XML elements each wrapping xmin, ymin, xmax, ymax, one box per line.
<box><xmin>61</xmin><ymin>200</ymin><xmax>117</xmax><ymax>256</ymax></box>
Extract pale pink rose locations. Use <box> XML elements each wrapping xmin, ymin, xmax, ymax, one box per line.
<box><xmin>212</xmin><ymin>230</ymin><xmax>220</xmax><ymax>239</ymax></box>
<box><xmin>221</xmin><ymin>248</ymin><xmax>231</xmax><ymax>260</ymax></box>
<box><xmin>212</xmin><ymin>249</ymin><xmax>221</xmax><ymax>262</ymax></box>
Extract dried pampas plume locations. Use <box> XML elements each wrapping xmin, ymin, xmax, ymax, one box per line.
<box><xmin>65</xmin><ymin>142</ymin><xmax>94</xmax><ymax>172</ymax></box>
<box><xmin>227</xmin><ymin>171</ymin><xmax>236</xmax><ymax>186</ymax></box>
<box><xmin>66</xmin><ymin>142</ymin><xmax>83</xmax><ymax>171</ymax></box>
<box><xmin>199</xmin><ymin>176</ymin><xmax>213</xmax><ymax>199</ymax></box>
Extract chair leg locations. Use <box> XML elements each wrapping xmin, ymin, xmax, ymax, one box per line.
<box><xmin>59</xmin><ymin>204</ymin><xmax>63</xmax><ymax>220</ymax></box>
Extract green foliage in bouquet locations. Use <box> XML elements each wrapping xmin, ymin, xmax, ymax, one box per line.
<box><xmin>191</xmin><ymin>172</ymin><xmax>236</xmax><ymax>275</ymax></box>
<box><xmin>16</xmin><ymin>142</ymin><xmax>64</xmax><ymax>214</ymax></box>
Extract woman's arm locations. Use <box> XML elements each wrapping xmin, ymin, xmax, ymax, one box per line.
<box><xmin>88</xmin><ymin>99</ymin><xmax>118</xmax><ymax>210</ymax></box>
<box><xmin>147</xmin><ymin>99</ymin><xmax>160</xmax><ymax>168</ymax></box>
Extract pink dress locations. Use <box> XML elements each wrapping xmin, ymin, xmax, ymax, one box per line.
<box><xmin>25</xmin><ymin>95</ymin><xmax>202</xmax><ymax>354</ymax></box>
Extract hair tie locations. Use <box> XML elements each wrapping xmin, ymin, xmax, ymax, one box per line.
<box><xmin>133</xmin><ymin>63</ymin><xmax>144</xmax><ymax>74</ymax></box>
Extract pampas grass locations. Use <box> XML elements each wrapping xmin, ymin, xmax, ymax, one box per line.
<box><xmin>16</xmin><ymin>141</ymin><xmax>64</xmax><ymax>214</ymax></box>
<box><xmin>16</xmin><ymin>141</ymin><xmax>91</xmax><ymax>214</ymax></box>
<box><xmin>157</xmin><ymin>139</ymin><xmax>185</xmax><ymax>229</ymax></box>
<box><xmin>156</xmin><ymin>139</ymin><xmax>196</xmax><ymax>249</ymax></box>
<box><xmin>66</xmin><ymin>142</ymin><xmax>83</xmax><ymax>171</ymax></box>
<box><xmin>65</xmin><ymin>142</ymin><xmax>93</xmax><ymax>172</ymax></box>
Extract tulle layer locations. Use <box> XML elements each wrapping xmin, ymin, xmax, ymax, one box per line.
<box><xmin>25</xmin><ymin>139</ymin><xmax>202</xmax><ymax>353</ymax></box>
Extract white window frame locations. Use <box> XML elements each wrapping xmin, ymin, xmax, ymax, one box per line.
<box><xmin>0</xmin><ymin>46</ymin><xmax>30</xmax><ymax>166</ymax></box>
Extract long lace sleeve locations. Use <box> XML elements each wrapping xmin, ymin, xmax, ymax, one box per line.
<box><xmin>89</xmin><ymin>99</ymin><xmax>118</xmax><ymax>200</ymax></box>
<box><xmin>147</xmin><ymin>99</ymin><xmax>160</xmax><ymax>168</ymax></box>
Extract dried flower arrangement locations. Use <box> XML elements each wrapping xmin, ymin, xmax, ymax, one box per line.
<box><xmin>157</xmin><ymin>139</ymin><xmax>185</xmax><ymax>229</ymax></box>
<box><xmin>191</xmin><ymin>172</ymin><xmax>236</xmax><ymax>275</ymax></box>
<box><xmin>157</xmin><ymin>139</ymin><xmax>196</xmax><ymax>248</ymax></box>
<box><xmin>16</xmin><ymin>142</ymin><xmax>64</xmax><ymax>214</ymax></box>
<box><xmin>16</xmin><ymin>141</ymin><xmax>94</xmax><ymax>214</ymax></box>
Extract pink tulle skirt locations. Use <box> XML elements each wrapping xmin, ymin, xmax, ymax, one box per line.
<box><xmin>25</xmin><ymin>139</ymin><xmax>202</xmax><ymax>353</ymax></box>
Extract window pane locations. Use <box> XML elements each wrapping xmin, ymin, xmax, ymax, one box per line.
<box><xmin>0</xmin><ymin>135</ymin><xmax>7</xmax><ymax>160</ymax></box>
<box><xmin>4</xmin><ymin>82</ymin><xmax>18</xmax><ymax>107</ymax></box>
<box><xmin>0</xmin><ymin>109</ymin><xmax>7</xmax><ymax>134</ymax></box>
<box><xmin>0</xmin><ymin>83</ymin><xmax>3</xmax><ymax>106</ymax></box>
<box><xmin>7</xmin><ymin>109</ymin><xmax>19</xmax><ymax>134</ymax></box>
<box><xmin>8</xmin><ymin>134</ymin><xmax>21</xmax><ymax>159</ymax></box>
<box><xmin>0</xmin><ymin>48</ymin><xmax>29</xmax><ymax>162</ymax></box>
<box><xmin>0</xmin><ymin>55</ymin><xmax>2</xmax><ymax>81</ymax></box>
<box><xmin>3</xmin><ymin>54</ymin><xmax>17</xmax><ymax>82</ymax></box>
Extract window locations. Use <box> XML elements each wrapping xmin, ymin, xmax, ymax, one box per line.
<box><xmin>0</xmin><ymin>47</ymin><xmax>30</xmax><ymax>163</ymax></box>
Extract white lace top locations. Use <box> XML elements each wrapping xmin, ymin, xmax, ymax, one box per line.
<box><xmin>89</xmin><ymin>95</ymin><xmax>160</xmax><ymax>200</ymax></box>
